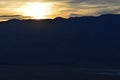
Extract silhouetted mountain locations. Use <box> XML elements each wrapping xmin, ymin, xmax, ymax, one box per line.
<box><xmin>0</xmin><ymin>14</ymin><xmax>120</xmax><ymax>68</ymax></box>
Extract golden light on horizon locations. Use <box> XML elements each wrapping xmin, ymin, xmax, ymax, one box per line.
<box><xmin>18</xmin><ymin>2</ymin><xmax>51</xmax><ymax>19</ymax></box>
<box><xmin>0</xmin><ymin>0</ymin><xmax>119</xmax><ymax>21</ymax></box>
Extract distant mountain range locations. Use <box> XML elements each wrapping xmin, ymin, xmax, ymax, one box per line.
<box><xmin>0</xmin><ymin>14</ymin><xmax>120</xmax><ymax>67</ymax></box>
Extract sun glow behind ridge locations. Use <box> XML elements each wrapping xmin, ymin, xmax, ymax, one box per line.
<box><xmin>18</xmin><ymin>2</ymin><xmax>51</xmax><ymax>19</ymax></box>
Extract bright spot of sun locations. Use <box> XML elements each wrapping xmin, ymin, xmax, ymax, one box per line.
<box><xmin>18</xmin><ymin>2</ymin><xmax>51</xmax><ymax>19</ymax></box>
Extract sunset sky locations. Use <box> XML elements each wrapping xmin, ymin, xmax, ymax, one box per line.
<box><xmin>0</xmin><ymin>0</ymin><xmax>120</xmax><ymax>21</ymax></box>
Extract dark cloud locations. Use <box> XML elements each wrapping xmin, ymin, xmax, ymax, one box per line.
<box><xmin>96</xmin><ymin>8</ymin><xmax>120</xmax><ymax>15</ymax></box>
<box><xmin>69</xmin><ymin>0</ymin><xmax>120</xmax><ymax>4</ymax></box>
<box><xmin>0</xmin><ymin>15</ymin><xmax>31</xmax><ymax>20</ymax></box>
<box><xmin>0</xmin><ymin>15</ymin><xmax>22</xmax><ymax>17</ymax></box>
<box><xmin>65</xmin><ymin>0</ymin><xmax>120</xmax><ymax>17</ymax></box>
<box><xmin>69</xmin><ymin>13</ymin><xmax>81</xmax><ymax>17</ymax></box>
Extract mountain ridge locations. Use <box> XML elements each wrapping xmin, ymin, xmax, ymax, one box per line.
<box><xmin>1</xmin><ymin>14</ymin><xmax>120</xmax><ymax>23</ymax></box>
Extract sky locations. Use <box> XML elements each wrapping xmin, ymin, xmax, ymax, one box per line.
<box><xmin>0</xmin><ymin>0</ymin><xmax>120</xmax><ymax>21</ymax></box>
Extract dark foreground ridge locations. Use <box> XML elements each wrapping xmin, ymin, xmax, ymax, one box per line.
<box><xmin>0</xmin><ymin>14</ymin><xmax>120</xmax><ymax>67</ymax></box>
<box><xmin>1</xmin><ymin>14</ymin><xmax>120</xmax><ymax>80</ymax></box>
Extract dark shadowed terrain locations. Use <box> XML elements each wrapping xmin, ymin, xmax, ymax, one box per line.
<box><xmin>0</xmin><ymin>14</ymin><xmax>120</xmax><ymax>80</ymax></box>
